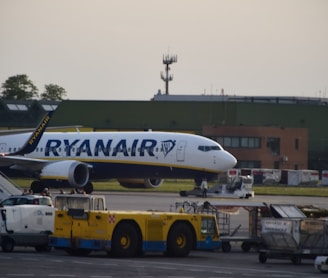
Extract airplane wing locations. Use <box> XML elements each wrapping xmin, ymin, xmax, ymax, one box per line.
<box><xmin>0</xmin><ymin>155</ymin><xmax>47</xmax><ymax>171</ymax></box>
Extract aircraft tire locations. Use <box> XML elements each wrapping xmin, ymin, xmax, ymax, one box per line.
<box><xmin>111</xmin><ymin>222</ymin><xmax>140</xmax><ymax>257</ymax></box>
<box><xmin>83</xmin><ymin>182</ymin><xmax>93</xmax><ymax>194</ymax></box>
<box><xmin>1</xmin><ymin>237</ymin><xmax>14</xmax><ymax>252</ymax></box>
<box><xmin>179</xmin><ymin>191</ymin><xmax>187</xmax><ymax>197</ymax></box>
<box><xmin>31</xmin><ymin>181</ymin><xmax>45</xmax><ymax>194</ymax></box>
<box><xmin>166</xmin><ymin>222</ymin><xmax>193</xmax><ymax>257</ymax></box>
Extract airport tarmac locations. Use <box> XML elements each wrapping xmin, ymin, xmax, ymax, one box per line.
<box><xmin>0</xmin><ymin>192</ymin><xmax>326</xmax><ymax>277</ymax></box>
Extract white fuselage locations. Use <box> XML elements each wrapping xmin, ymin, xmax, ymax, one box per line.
<box><xmin>0</xmin><ymin>131</ymin><xmax>237</xmax><ymax>181</ymax></box>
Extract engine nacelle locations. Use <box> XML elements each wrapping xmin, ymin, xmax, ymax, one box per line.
<box><xmin>39</xmin><ymin>160</ymin><xmax>89</xmax><ymax>188</ymax></box>
<box><xmin>118</xmin><ymin>178</ymin><xmax>163</xmax><ymax>189</ymax></box>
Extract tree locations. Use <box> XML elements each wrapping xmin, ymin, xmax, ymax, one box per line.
<box><xmin>41</xmin><ymin>84</ymin><xmax>67</xmax><ymax>101</ymax></box>
<box><xmin>0</xmin><ymin>74</ymin><xmax>39</xmax><ymax>100</ymax></box>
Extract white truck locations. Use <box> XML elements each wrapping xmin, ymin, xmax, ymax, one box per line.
<box><xmin>0</xmin><ymin>194</ymin><xmax>107</xmax><ymax>252</ymax></box>
<box><xmin>0</xmin><ymin>205</ymin><xmax>56</xmax><ymax>252</ymax></box>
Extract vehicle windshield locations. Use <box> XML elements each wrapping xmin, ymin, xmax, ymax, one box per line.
<box><xmin>55</xmin><ymin>196</ymin><xmax>90</xmax><ymax>210</ymax></box>
<box><xmin>201</xmin><ymin>217</ymin><xmax>218</xmax><ymax>235</ymax></box>
<box><xmin>0</xmin><ymin>196</ymin><xmax>53</xmax><ymax>207</ymax></box>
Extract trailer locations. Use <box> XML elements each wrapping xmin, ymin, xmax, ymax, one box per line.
<box><xmin>49</xmin><ymin>208</ymin><xmax>221</xmax><ymax>257</ymax></box>
<box><xmin>179</xmin><ymin>175</ymin><xmax>254</xmax><ymax>199</ymax></box>
<box><xmin>259</xmin><ymin>217</ymin><xmax>328</xmax><ymax>265</ymax></box>
<box><xmin>173</xmin><ymin>201</ymin><xmax>309</xmax><ymax>253</ymax></box>
<box><xmin>0</xmin><ymin>205</ymin><xmax>56</xmax><ymax>252</ymax></box>
<box><xmin>173</xmin><ymin>200</ymin><xmax>267</xmax><ymax>252</ymax></box>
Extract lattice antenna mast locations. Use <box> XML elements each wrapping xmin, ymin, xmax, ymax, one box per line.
<box><xmin>160</xmin><ymin>54</ymin><xmax>177</xmax><ymax>95</ymax></box>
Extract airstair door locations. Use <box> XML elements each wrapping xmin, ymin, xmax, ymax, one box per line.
<box><xmin>0</xmin><ymin>143</ymin><xmax>7</xmax><ymax>154</ymax></box>
<box><xmin>176</xmin><ymin>140</ymin><xmax>186</xmax><ymax>162</ymax></box>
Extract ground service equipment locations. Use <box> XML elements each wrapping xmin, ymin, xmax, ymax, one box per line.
<box><xmin>259</xmin><ymin>217</ymin><xmax>328</xmax><ymax>265</ymax></box>
<box><xmin>0</xmin><ymin>205</ymin><xmax>55</xmax><ymax>252</ymax></box>
<box><xmin>49</xmin><ymin>209</ymin><xmax>221</xmax><ymax>257</ymax></box>
<box><xmin>54</xmin><ymin>194</ymin><xmax>106</xmax><ymax>211</ymax></box>
<box><xmin>180</xmin><ymin>175</ymin><xmax>254</xmax><ymax>199</ymax></box>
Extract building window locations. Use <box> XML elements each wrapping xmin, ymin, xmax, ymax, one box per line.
<box><xmin>295</xmin><ymin>138</ymin><xmax>299</xmax><ymax>150</ymax></box>
<box><xmin>214</xmin><ymin>136</ymin><xmax>260</xmax><ymax>149</ymax></box>
<box><xmin>249</xmin><ymin>137</ymin><xmax>260</xmax><ymax>148</ymax></box>
<box><xmin>237</xmin><ymin>160</ymin><xmax>261</xmax><ymax>168</ymax></box>
<box><xmin>223</xmin><ymin>137</ymin><xmax>232</xmax><ymax>147</ymax></box>
<box><xmin>267</xmin><ymin>137</ymin><xmax>280</xmax><ymax>155</ymax></box>
<box><xmin>241</xmin><ymin>137</ymin><xmax>248</xmax><ymax>147</ymax></box>
<box><xmin>231</xmin><ymin>137</ymin><xmax>239</xmax><ymax>147</ymax></box>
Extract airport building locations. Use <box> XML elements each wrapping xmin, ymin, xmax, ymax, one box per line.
<box><xmin>0</xmin><ymin>94</ymin><xmax>327</xmax><ymax>173</ymax></box>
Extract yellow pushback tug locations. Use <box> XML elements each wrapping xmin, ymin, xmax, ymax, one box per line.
<box><xmin>49</xmin><ymin>208</ymin><xmax>221</xmax><ymax>257</ymax></box>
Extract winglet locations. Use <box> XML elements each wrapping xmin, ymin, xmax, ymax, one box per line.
<box><xmin>7</xmin><ymin>110</ymin><xmax>54</xmax><ymax>156</ymax></box>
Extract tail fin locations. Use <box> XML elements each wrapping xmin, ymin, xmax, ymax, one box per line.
<box><xmin>8</xmin><ymin>111</ymin><xmax>54</xmax><ymax>156</ymax></box>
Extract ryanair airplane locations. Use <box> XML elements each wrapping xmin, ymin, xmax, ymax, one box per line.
<box><xmin>0</xmin><ymin>112</ymin><xmax>237</xmax><ymax>193</ymax></box>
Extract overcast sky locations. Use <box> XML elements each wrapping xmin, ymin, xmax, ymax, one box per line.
<box><xmin>1</xmin><ymin>0</ymin><xmax>327</xmax><ymax>100</ymax></box>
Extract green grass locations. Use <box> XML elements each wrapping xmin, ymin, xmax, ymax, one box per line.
<box><xmin>253</xmin><ymin>184</ymin><xmax>328</xmax><ymax>197</ymax></box>
<box><xmin>10</xmin><ymin>178</ymin><xmax>328</xmax><ymax>197</ymax></box>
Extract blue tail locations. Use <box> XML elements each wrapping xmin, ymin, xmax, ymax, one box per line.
<box><xmin>8</xmin><ymin>110</ymin><xmax>54</xmax><ymax>156</ymax></box>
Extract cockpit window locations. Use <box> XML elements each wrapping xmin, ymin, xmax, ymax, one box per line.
<box><xmin>198</xmin><ymin>145</ymin><xmax>222</xmax><ymax>152</ymax></box>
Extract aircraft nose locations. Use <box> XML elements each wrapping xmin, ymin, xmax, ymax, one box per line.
<box><xmin>221</xmin><ymin>151</ymin><xmax>237</xmax><ymax>170</ymax></box>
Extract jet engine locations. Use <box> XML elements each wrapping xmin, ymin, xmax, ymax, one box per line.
<box><xmin>39</xmin><ymin>160</ymin><xmax>89</xmax><ymax>188</ymax></box>
<box><xmin>118</xmin><ymin>178</ymin><xmax>163</xmax><ymax>189</ymax></box>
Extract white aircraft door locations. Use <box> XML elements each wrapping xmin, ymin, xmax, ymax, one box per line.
<box><xmin>0</xmin><ymin>143</ymin><xmax>7</xmax><ymax>154</ymax></box>
<box><xmin>176</xmin><ymin>140</ymin><xmax>186</xmax><ymax>162</ymax></box>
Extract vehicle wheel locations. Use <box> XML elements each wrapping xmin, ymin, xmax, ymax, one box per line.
<box><xmin>291</xmin><ymin>255</ymin><xmax>301</xmax><ymax>265</ymax></box>
<box><xmin>111</xmin><ymin>222</ymin><xmax>140</xmax><ymax>257</ymax></box>
<box><xmin>1</xmin><ymin>238</ymin><xmax>15</xmax><ymax>252</ymax></box>
<box><xmin>259</xmin><ymin>252</ymin><xmax>267</xmax><ymax>263</ymax></box>
<box><xmin>35</xmin><ymin>245</ymin><xmax>52</xmax><ymax>252</ymax></box>
<box><xmin>166</xmin><ymin>222</ymin><xmax>193</xmax><ymax>257</ymax></box>
<box><xmin>241</xmin><ymin>242</ymin><xmax>251</xmax><ymax>252</ymax></box>
<box><xmin>83</xmin><ymin>182</ymin><xmax>93</xmax><ymax>194</ymax></box>
<box><xmin>222</xmin><ymin>241</ymin><xmax>231</xmax><ymax>253</ymax></box>
<box><xmin>179</xmin><ymin>191</ymin><xmax>187</xmax><ymax>197</ymax></box>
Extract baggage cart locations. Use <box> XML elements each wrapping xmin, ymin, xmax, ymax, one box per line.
<box><xmin>173</xmin><ymin>200</ymin><xmax>267</xmax><ymax>252</ymax></box>
<box><xmin>259</xmin><ymin>218</ymin><xmax>328</xmax><ymax>265</ymax></box>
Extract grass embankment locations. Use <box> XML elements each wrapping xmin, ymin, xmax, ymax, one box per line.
<box><xmin>11</xmin><ymin>178</ymin><xmax>328</xmax><ymax>197</ymax></box>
